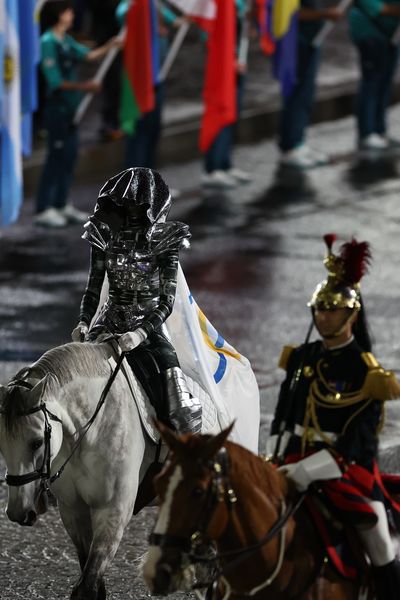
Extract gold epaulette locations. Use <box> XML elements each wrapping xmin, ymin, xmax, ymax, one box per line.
<box><xmin>278</xmin><ymin>345</ymin><xmax>297</xmax><ymax>371</ymax></box>
<box><xmin>361</xmin><ymin>352</ymin><xmax>400</xmax><ymax>401</ymax></box>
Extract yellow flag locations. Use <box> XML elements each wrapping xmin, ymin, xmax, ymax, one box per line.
<box><xmin>272</xmin><ymin>0</ymin><xmax>300</xmax><ymax>39</ymax></box>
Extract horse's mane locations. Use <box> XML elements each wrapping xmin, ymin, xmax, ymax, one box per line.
<box><xmin>1</xmin><ymin>342</ymin><xmax>111</xmax><ymax>435</ymax></box>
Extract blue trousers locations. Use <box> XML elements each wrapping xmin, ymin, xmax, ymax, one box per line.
<box><xmin>124</xmin><ymin>84</ymin><xmax>163</xmax><ymax>169</ymax></box>
<box><xmin>355</xmin><ymin>38</ymin><xmax>399</xmax><ymax>139</ymax></box>
<box><xmin>279</xmin><ymin>42</ymin><xmax>321</xmax><ymax>152</ymax></box>
<box><xmin>204</xmin><ymin>74</ymin><xmax>245</xmax><ymax>173</ymax></box>
<box><xmin>36</xmin><ymin>106</ymin><xmax>78</xmax><ymax>214</ymax></box>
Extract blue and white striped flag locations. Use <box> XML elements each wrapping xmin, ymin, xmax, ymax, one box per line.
<box><xmin>0</xmin><ymin>0</ymin><xmax>22</xmax><ymax>226</ymax></box>
<box><xmin>19</xmin><ymin>0</ymin><xmax>40</xmax><ymax>156</ymax></box>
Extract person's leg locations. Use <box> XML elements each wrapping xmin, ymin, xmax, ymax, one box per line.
<box><xmin>53</xmin><ymin>124</ymin><xmax>79</xmax><ymax>210</ymax></box>
<box><xmin>35</xmin><ymin>108</ymin><xmax>70</xmax><ymax>215</ymax></box>
<box><xmin>355</xmin><ymin>38</ymin><xmax>383</xmax><ymax>141</ymax></box>
<box><xmin>279</xmin><ymin>42</ymin><xmax>320</xmax><ymax>153</ymax></box>
<box><xmin>144</xmin><ymin>84</ymin><xmax>163</xmax><ymax>168</ymax></box>
<box><xmin>375</xmin><ymin>43</ymin><xmax>399</xmax><ymax>136</ymax></box>
<box><xmin>146</xmin><ymin>330</ymin><xmax>202</xmax><ymax>434</ymax></box>
<box><xmin>100</xmin><ymin>55</ymin><xmax>122</xmax><ymax>135</ymax></box>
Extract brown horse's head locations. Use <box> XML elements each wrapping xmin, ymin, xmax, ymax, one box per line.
<box><xmin>143</xmin><ymin>423</ymin><xmax>234</xmax><ymax>596</ymax></box>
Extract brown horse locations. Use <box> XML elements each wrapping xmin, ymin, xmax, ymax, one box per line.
<box><xmin>143</xmin><ymin>424</ymin><xmax>374</xmax><ymax>599</ymax></box>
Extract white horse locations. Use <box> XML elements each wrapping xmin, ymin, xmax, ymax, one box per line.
<box><xmin>0</xmin><ymin>340</ymin><xmax>258</xmax><ymax>599</ymax></box>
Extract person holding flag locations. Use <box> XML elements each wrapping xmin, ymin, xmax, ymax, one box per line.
<box><xmin>34</xmin><ymin>0</ymin><xmax>122</xmax><ymax>229</ymax></box>
<box><xmin>278</xmin><ymin>0</ymin><xmax>345</xmax><ymax>170</ymax></box>
<box><xmin>200</xmin><ymin>0</ymin><xmax>252</xmax><ymax>189</ymax></box>
<box><xmin>349</xmin><ymin>0</ymin><xmax>400</xmax><ymax>153</ymax></box>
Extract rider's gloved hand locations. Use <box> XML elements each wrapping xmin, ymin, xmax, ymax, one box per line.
<box><xmin>71</xmin><ymin>321</ymin><xmax>89</xmax><ymax>342</ymax></box>
<box><xmin>118</xmin><ymin>328</ymin><xmax>147</xmax><ymax>352</ymax></box>
<box><xmin>278</xmin><ymin>449</ymin><xmax>342</xmax><ymax>492</ymax></box>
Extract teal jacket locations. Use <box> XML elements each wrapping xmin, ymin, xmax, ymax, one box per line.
<box><xmin>349</xmin><ymin>0</ymin><xmax>400</xmax><ymax>42</ymax></box>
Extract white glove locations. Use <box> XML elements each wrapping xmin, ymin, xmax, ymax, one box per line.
<box><xmin>118</xmin><ymin>328</ymin><xmax>147</xmax><ymax>352</ymax></box>
<box><xmin>278</xmin><ymin>449</ymin><xmax>342</xmax><ymax>492</ymax></box>
<box><xmin>71</xmin><ymin>321</ymin><xmax>89</xmax><ymax>342</ymax></box>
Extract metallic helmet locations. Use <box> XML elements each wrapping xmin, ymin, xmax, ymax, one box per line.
<box><xmin>308</xmin><ymin>234</ymin><xmax>371</xmax><ymax>311</ymax></box>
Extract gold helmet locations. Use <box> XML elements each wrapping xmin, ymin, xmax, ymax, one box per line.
<box><xmin>308</xmin><ymin>234</ymin><xmax>371</xmax><ymax>310</ymax></box>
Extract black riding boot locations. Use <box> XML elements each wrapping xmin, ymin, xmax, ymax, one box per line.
<box><xmin>373</xmin><ymin>559</ymin><xmax>400</xmax><ymax>600</ymax></box>
<box><xmin>163</xmin><ymin>367</ymin><xmax>202</xmax><ymax>434</ymax></box>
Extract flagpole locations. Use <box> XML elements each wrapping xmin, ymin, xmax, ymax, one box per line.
<box><xmin>73</xmin><ymin>33</ymin><xmax>125</xmax><ymax>126</ymax></box>
<box><xmin>311</xmin><ymin>0</ymin><xmax>352</xmax><ymax>48</ymax></box>
<box><xmin>238</xmin><ymin>3</ymin><xmax>250</xmax><ymax>67</ymax></box>
<box><xmin>158</xmin><ymin>19</ymin><xmax>191</xmax><ymax>82</ymax></box>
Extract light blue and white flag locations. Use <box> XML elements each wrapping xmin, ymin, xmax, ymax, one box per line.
<box><xmin>0</xmin><ymin>0</ymin><xmax>22</xmax><ymax>227</ymax></box>
<box><xmin>19</xmin><ymin>0</ymin><xmax>40</xmax><ymax>156</ymax></box>
<box><xmin>0</xmin><ymin>1</ymin><xmax>5</xmax><ymax>117</ymax></box>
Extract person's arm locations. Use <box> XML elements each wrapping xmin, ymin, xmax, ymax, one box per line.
<box><xmin>85</xmin><ymin>36</ymin><xmax>123</xmax><ymax>62</ymax></box>
<box><xmin>380</xmin><ymin>4</ymin><xmax>400</xmax><ymax>17</ymax></box>
<box><xmin>299</xmin><ymin>6</ymin><xmax>345</xmax><ymax>22</ymax></box>
<box><xmin>139</xmin><ymin>246</ymin><xmax>180</xmax><ymax>337</ymax></box>
<box><xmin>79</xmin><ymin>246</ymin><xmax>106</xmax><ymax>327</ymax></box>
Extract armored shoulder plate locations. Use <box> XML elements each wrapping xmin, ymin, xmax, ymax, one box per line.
<box><xmin>278</xmin><ymin>345</ymin><xmax>297</xmax><ymax>371</ymax></box>
<box><xmin>361</xmin><ymin>352</ymin><xmax>400</xmax><ymax>401</ymax></box>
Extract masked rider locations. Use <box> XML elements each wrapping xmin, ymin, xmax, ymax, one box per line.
<box><xmin>267</xmin><ymin>234</ymin><xmax>400</xmax><ymax>600</ymax></box>
<box><xmin>71</xmin><ymin>167</ymin><xmax>202</xmax><ymax>435</ymax></box>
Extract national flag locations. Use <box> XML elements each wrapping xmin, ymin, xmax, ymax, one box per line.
<box><xmin>0</xmin><ymin>1</ymin><xmax>5</xmax><ymax>117</ymax></box>
<box><xmin>120</xmin><ymin>0</ymin><xmax>156</xmax><ymax>135</ymax></box>
<box><xmin>271</xmin><ymin>0</ymin><xmax>300</xmax><ymax>97</ymax></box>
<box><xmin>0</xmin><ymin>0</ymin><xmax>22</xmax><ymax>227</ymax></box>
<box><xmin>199</xmin><ymin>0</ymin><xmax>237</xmax><ymax>152</ymax></box>
<box><xmin>255</xmin><ymin>0</ymin><xmax>275</xmax><ymax>55</ymax></box>
<box><xmin>167</xmin><ymin>0</ymin><xmax>216</xmax><ymax>31</ymax></box>
<box><xmin>18</xmin><ymin>0</ymin><xmax>40</xmax><ymax>156</ymax></box>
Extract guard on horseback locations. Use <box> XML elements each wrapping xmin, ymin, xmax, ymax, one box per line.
<box><xmin>267</xmin><ymin>234</ymin><xmax>400</xmax><ymax>599</ymax></box>
<box><xmin>71</xmin><ymin>167</ymin><xmax>202</xmax><ymax>434</ymax></box>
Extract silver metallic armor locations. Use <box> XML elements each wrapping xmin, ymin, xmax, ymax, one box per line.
<box><xmin>77</xmin><ymin>168</ymin><xmax>202</xmax><ymax>434</ymax></box>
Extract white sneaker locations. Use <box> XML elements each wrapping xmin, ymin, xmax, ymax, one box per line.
<box><xmin>360</xmin><ymin>133</ymin><xmax>389</xmax><ymax>150</ymax></box>
<box><xmin>201</xmin><ymin>170</ymin><xmax>238</xmax><ymax>189</ymax></box>
<box><xmin>34</xmin><ymin>208</ymin><xmax>67</xmax><ymax>228</ymax></box>
<box><xmin>226</xmin><ymin>167</ymin><xmax>252</xmax><ymax>184</ymax></box>
<box><xmin>280</xmin><ymin>145</ymin><xmax>321</xmax><ymax>169</ymax></box>
<box><xmin>59</xmin><ymin>204</ymin><xmax>88</xmax><ymax>224</ymax></box>
<box><xmin>303</xmin><ymin>146</ymin><xmax>330</xmax><ymax>165</ymax></box>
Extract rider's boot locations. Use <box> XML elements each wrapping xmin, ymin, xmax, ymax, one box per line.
<box><xmin>372</xmin><ymin>559</ymin><xmax>400</xmax><ymax>600</ymax></box>
<box><xmin>163</xmin><ymin>367</ymin><xmax>202</xmax><ymax>434</ymax></box>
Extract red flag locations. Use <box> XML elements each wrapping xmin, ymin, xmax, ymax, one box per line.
<box><xmin>199</xmin><ymin>0</ymin><xmax>237</xmax><ymax>153</ymax></box>
<box><xmin>123</xmin><ymin>0</ymin><xmax>154</xmax><ymax>115</ymax></box>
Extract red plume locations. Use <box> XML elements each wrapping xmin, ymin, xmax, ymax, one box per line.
<box><xmin>323</xmin><ymin>233</ymin><xmax>337</xmax><ymax>252</ymax></box>
<box><xmin>340</xmin><ymin>239</ymin><xmax>371</xmax><ymax>284</ymax></box>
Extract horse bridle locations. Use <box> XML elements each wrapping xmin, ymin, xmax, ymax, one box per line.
<box><xmin>2</xmin><ymin>352</ymin><xmax>124</xmax><ymax>490</ymax></box>
<box><xmin>149</xmin><ymin>447</ymin><xmax>237</xmax><ymax>554</ymax></box>
<box><xmin>3</xmin><ymin>380</ymin><xmax>62</xmax><ymax>489</ymax></box>
<box><xmin>149</xmin><ymin>447</ymin><xmax>306</xmax><ymax>594</ymax></box>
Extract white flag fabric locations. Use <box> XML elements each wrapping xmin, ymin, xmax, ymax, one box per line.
<box><xmin>168</xmin><ymin>266</ymin><xmax>260</xmax><ymax>453</ymax></box>
<box><xmin>0</xmin><ymin>0</ymin><xmax>22</xmax><ymax>226</ymax></box>
<box><xmin>167</xmin><ymin>0</ymin><xmax>216</xmax><ymax>20</ymax></box>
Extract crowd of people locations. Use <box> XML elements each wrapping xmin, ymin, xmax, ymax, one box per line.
<box><xmin>33</xmin><ymin>0</ymin><xmax>400</xmax><ymax>228</ymax></box>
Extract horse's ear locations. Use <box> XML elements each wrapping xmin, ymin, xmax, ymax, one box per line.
<box><xmin>154</xmin><ymin>420</ymin><xmax>184</xmax><ymax>455</ymax></box>
<box><xmin>31</xmin><ymin>374</ymin><xmax>54</xmax><ymax>403</ymax></box>
<box><xmin>201</xmin><ymin>422</ymin><xmax>235</xmax><ymax>461</ymax></box>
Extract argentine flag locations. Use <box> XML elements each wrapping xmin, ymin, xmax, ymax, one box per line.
<box><xmin>0</xmin><ymin>0</ymin><xmax>22</xmax><ymax>226</ymax></box>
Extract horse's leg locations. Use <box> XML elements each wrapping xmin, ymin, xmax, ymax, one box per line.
<box><xmin>57</xmin><ymin>501</ymin><xmax>106</xmax><ymax>599</ymax></box>
<box><xmin>71</xmin><ymin>503</ymin><xmax>132</xmax><ymax>600</ymax></box>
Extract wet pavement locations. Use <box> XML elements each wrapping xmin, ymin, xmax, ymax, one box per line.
<box><xmin>2</xmin><ymin>108</ymin><xmax>400</xmax><ymax>598</ymax></box>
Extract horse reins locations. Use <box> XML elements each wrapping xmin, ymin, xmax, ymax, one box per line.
<box><xmin>2</xmin><ymin>352</ymin><xmax>125</xmax><ymax>489</ymax></box>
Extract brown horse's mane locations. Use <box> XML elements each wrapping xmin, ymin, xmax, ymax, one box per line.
<box><xmin>1</xmin><ymin>342</ymin><xmax>111</xmax><ymax>435</ymax></box>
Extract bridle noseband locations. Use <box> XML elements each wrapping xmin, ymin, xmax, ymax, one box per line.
<box><xmin>3</xmin><ymin>380</ymin><xmax>62</xmax><ymax>489</ymax></box>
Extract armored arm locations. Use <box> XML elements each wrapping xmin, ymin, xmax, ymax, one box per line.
<box><xmin>139</xmin><ymin>245</ymin><xmax>180</xmax><ymax>337</ymax></box>
<box><xmin>79</xmin><ymin>246</ymin><xmax>106</xmax><ymax>326</ymax></box>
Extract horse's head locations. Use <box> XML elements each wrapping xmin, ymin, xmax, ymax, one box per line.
<box><xmin>0</xmin><ymin>372</ymin><xmax>63</xmax><ymax>526</ymax></box>
<box><xmin>143</xmin><ymin>422</ymin><xmax>234</xmax><ymax>596</ymax></box>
